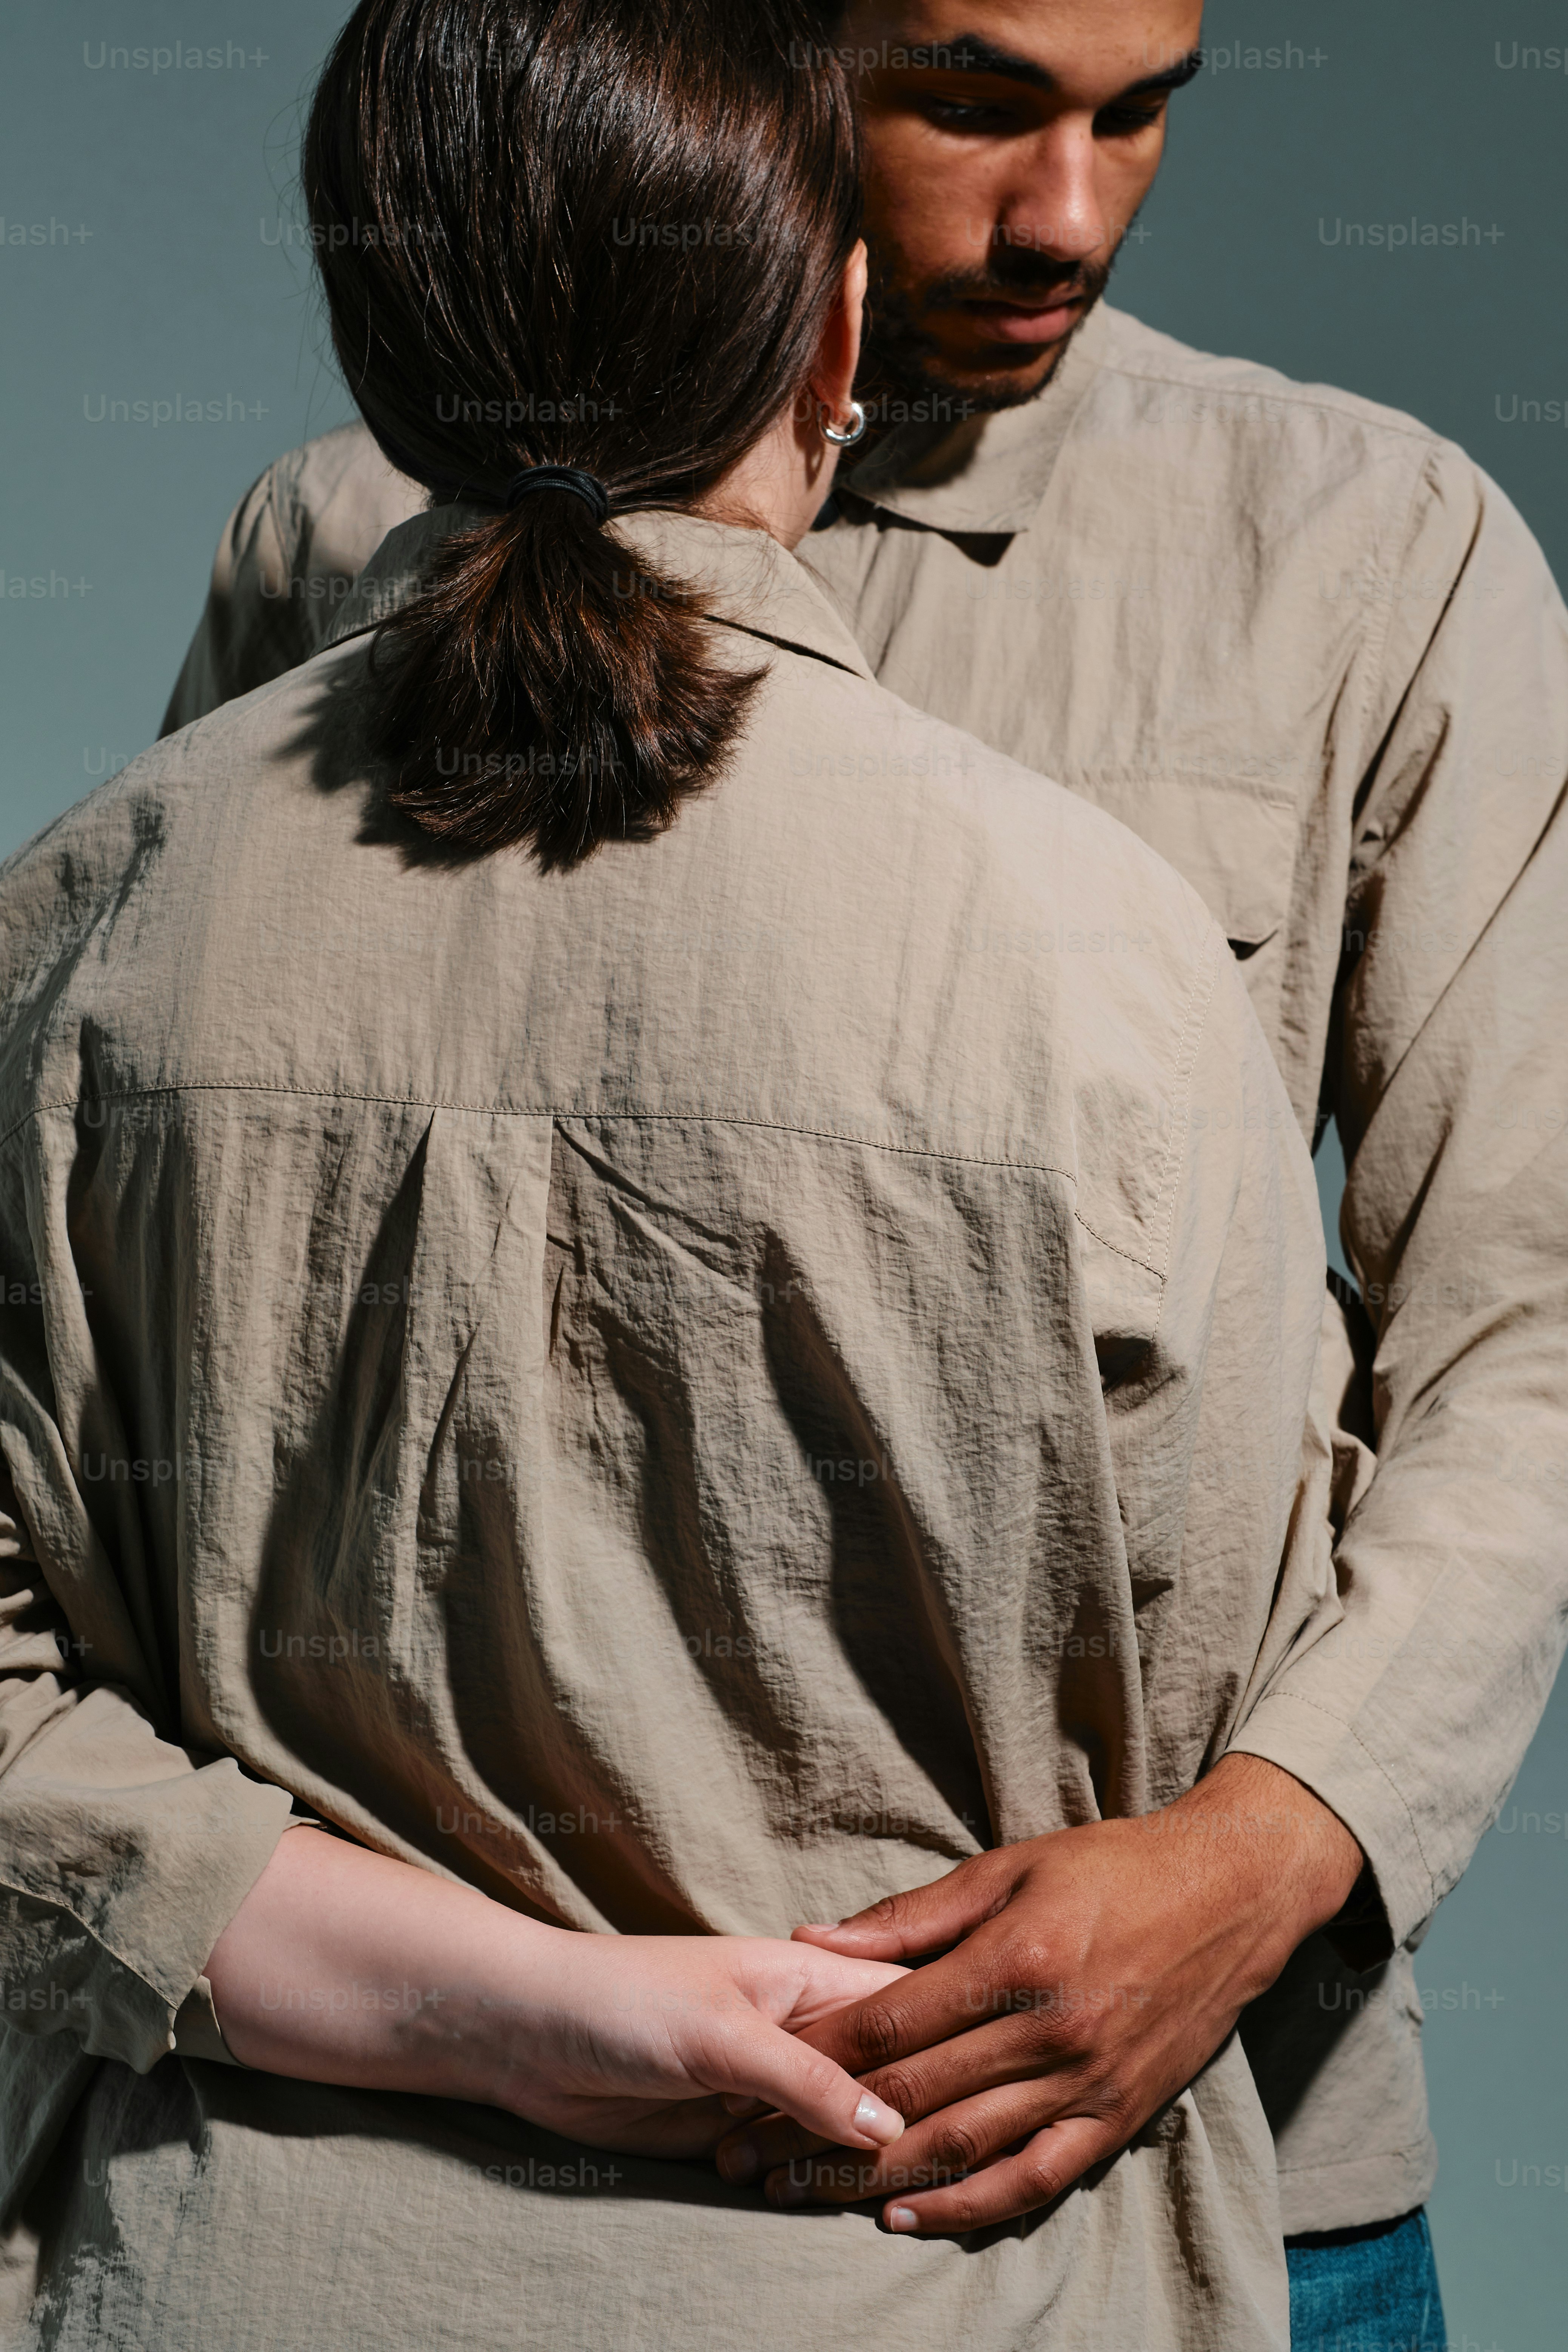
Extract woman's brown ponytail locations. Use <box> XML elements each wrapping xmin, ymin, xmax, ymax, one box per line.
<box><xmin>302</xmin><ymin>0</ymin><xmax>861</xmax><ymax>868</ymax></box>
<box><xmin>363</xmin><ymin>499</ymin><xmax>762</xmax><ymax>867</ymax></box>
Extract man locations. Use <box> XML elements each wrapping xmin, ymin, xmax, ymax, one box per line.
<box><xmin>160</xmin><ymin>3</ymin><xmax>1568</xmax><ymax>2340</ymax></box>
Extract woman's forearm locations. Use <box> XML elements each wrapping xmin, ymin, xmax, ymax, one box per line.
<box><xmin>204</xmin><ymin>1826</ymin><xmax>910</xmax><ymax>2159</ymax></box>
<box><xmin>203</xmin><ymin>1825</ymin><xmax>561</xmax><ymax>2101</ymax></box>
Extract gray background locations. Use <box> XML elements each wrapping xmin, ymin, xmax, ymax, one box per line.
<box><xmin>2</xmin><ymin>3</ymin><xmax>1564</xmax><ymax>2343</ymax></box>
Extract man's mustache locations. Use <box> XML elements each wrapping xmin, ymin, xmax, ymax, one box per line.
<box><xmin>917</xmin><ymin>254</ymin><xmax>1112</xmax><ymax>312</ymax></box>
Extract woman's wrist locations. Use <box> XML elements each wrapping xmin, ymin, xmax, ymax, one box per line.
<box><xmin>204</xmin><ymin>1824</ymin><xmax>564</xmax><ymax>2107</ymax></box>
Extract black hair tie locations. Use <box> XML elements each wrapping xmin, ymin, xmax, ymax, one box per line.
<box><xmin>504</xmin><ymin>464</ymin><xmax>611</xmax><ymax>524</ymax></box>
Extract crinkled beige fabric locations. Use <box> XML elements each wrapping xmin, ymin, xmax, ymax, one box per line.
<box><xmin>0</xmin><ymin>507</ymin><xmax>1333</xmax><ymax>2347</ymax></box>
<box><xmin>155</xmin><ymin>304</ymin><xmax>1568</xmax><ymax>2231</ymax></box>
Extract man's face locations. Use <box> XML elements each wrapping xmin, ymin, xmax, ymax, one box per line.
<box><xmin>838</xmin><ymin>0</ymin><xmax>1205</xmax><ymax>413</ymax></box>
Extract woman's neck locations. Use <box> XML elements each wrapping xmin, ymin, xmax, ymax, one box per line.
<box><xmin>700</xmin><ymin>401</ymin><xmax>842</xmax><ymax>552</ymax></box>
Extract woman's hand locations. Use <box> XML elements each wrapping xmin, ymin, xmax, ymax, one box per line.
<box><xmin>483</xmin><ymin>1928</ymin><xmax>911</xmax><ymax>2159</ymax></box>
<box><xmin>205</xmin><ymin>1826</ymin><xmax>908</xmax><ymax>2162</ymax></box>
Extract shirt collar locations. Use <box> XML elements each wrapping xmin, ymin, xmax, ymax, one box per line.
<box><xmin>324</xmin><ymin>503</ymin><xmax>875</xmax><ymax>684</ymax></box>
<box><xmin>835</xmin><ymin>296</ymin><xmax>1112</xmax><ymax>537</ymax></box>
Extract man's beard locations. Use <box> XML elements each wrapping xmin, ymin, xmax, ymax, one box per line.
<box><xmin>861</xmin><ymin>239</ymin><xmax>1120</xmax><ymax>419</ymax></box>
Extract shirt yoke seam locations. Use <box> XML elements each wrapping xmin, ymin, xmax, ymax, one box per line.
<box><xmin>2</xmin><ymin>1083</ymin><xmax>1163</xmax><ymax>1278</ymax></box>
<box><xmin>1100</xmin><ymin>356</ymin><xmax>1447</xmax><ymax>451</ymax></box>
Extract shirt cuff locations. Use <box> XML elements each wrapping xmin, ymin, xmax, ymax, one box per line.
<box><xmin>171</xmin><ymin>1973</ymin><xmax>242</xmax><ymax>2067</ymax></box>
<box><xmin>168</xmin><ymin>1811</ymin><xmax>330</xmax><ymax>2067</ymax></box>
<box><xmin>1223</xmin><ymin>1689</ymin><xmax>1435</xmax><ymax>1959</ymax></box>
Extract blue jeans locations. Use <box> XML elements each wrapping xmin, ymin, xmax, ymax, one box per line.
<box><xmin>1286</xmin><ymin>2207</ymin><xmax>1447</xmax><ymax>2351</ymax></box>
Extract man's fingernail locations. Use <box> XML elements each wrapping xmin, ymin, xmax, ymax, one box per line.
<box><xmin>768</xmin><ymin>2170</ymin><xmax>810</xmax><ymax>2208</ymax></box>
<box><xmin>717</xmin><ymin>2141</ymin><xmax>758</xmax><ymax>2185</ymax></box>
<box><xmin>886</xmin><ymin>2206</ymin><xmax>920</xmax><ymax>2233</ymax></box>
<box><xmin>854</xmin><ymin>2094</ymin><xmax>905</xmax><ymax>2145</ymax></box>
<box><xmin>799</xmin><ymin>1923</ymin><xmax>838</xmax><ymax>1934</ymax></box>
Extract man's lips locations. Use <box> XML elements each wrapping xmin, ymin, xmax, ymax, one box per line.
<box><xmin>955</xmin><ymin>294</ymin><xmax>1084</xmax><ymax>346</ymax></box>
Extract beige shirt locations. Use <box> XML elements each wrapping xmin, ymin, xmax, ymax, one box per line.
<box><xmin>0</xmin><ymin>509</ymin><xmax>1332</xmax><ymax>2346</ymax></box>
<box><xmin>159</xmin><ymin>302</ymin><xmax>1568</xmax><ymax>2233</ymax></box>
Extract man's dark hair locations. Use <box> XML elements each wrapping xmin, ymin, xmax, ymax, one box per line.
<box><xmin>304</xmin><ymin>0</ymin><xmax>861</xmax><ymax>866</ymax></box>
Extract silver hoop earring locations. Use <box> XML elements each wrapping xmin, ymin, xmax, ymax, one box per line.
<box><xmin>820</xmin><ymin>399</ymin><xmax>868</xmax><ymax>448</ymax></box>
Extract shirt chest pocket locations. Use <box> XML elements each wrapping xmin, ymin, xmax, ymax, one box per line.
<box><xmin>1066</xmin><ymin>772</ymin><xmax>1299</xmax><ymax>953</ymax></box>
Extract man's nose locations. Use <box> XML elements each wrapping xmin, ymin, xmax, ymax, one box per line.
<box><xmin>993</xmin><ymin>118</ymin><xmax>1114</xmax><ymax>265</ymax></box>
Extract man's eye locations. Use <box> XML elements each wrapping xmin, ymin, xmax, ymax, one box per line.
<box><xmin>923</xmin><ymin>97</ymin><xmax>1016</xmax><ymax>132</ymax></box>
<box><xmin>1095</xmin><ymin>102</ymin><xmax>1166</xmax><ymax>140</ymax></box>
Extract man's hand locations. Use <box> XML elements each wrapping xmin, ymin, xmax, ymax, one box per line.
<box><xmin>714</xmin><ymin>1755</ymin><xmax>1364</xmax><ymax>2234</ymax></box>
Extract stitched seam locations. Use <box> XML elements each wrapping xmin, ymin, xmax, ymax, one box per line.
<box><xmin>850</xmin><ymin>352</ymin><xmax>1443</xmax><ymax>543</ymax></box>
<box><xmin>1349</xmin><ymin>444</ymin><xmax>1436</xmax><ymax>782</ymax></box>
<box><xmin>4</xmin><ymin>1093</ymin><xmax>1179</xmax><ymax>1308</ymax></box>
<box><xmin>8</xmin><ymin>1087</ymin><xmax>1172</xmax><ymax>1281</ymax></box>
<box><xmin>1277</xmin><ymin>2145</ymin><xmax>1433</xmax><ymax>2179</ymax></box>
<box><xmin>1070</xmin><ymin>1210</ymin><xmax>1161</xmax><ymax>1280</ymax></box>
<box><xmin>1107</xmin><ymin>348</ymin><xmax>1439</xmax><ymax>844</ymax></box>
<box><xmin>3</xmin><ymin>1081</ymin><xmax>1084</xmax><ymax>1188</ymax></box>
<box><xmin>1102</xmin><ymin>356</ymin><xmax>1445</xmax><ymax>449</ymax></box>
<box><xmin>1244</xmin><ymin>1690</ymin><xmax>1437</xmax><ymax>1903</ymax></box>
<box><xmin>1148</xmin><ymin>923</ymin><xmax>1221</xmax><ymax>1309</ymax></box>
<box><xmin>1322</xmin><ymin>455</ymin><xmax>1493</xmax><ymax>1118</ymax></box>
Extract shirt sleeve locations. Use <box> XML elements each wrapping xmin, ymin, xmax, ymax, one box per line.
<box><xmin>160</xmin><ymin>461</ymin><xmax>314</xmax><ymax>736</ymax></box>
<box><xmin>1118</xmin><ymin>917</ymin><xmax>1342</xmax><ymax>1804</ymax></box>
<box><xmin>159</xmin><ymin>430</ymin><xmax>429</xmax><ymax>736</ymax></box>
<box><xmin>0</xmin><ymin>1158</ymin><xmax>294</xmax><ymax>2075</ymax></box>
<box><xmin>1225</xmin><ymin>441</ymin><xmax>1568</xmax><ymax>1954</ymax></box>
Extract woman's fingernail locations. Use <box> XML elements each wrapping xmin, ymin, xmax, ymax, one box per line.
<box><xmin>717</xmin><ymin>2140</ymin><xmax>758</xmax><ymax>2185</ymax></box>
<box><xmin>854</xmin><ymin>2093</ymin><xmax>905</xmax><ymax>2144</ymax></box>
<box><xmin>886</xmin><ymin>2206</ymin><xmax>920</xmax><ymax>2233</ymax></box>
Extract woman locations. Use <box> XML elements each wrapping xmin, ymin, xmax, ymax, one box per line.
<box><xmin>0</xmin><ymin>2</ymin><xmax>1338</xmax><ymax>2344</ymax></box>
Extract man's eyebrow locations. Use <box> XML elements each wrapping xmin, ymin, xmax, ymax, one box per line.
<box><xmin>927</xmin><ymin>32</ymin><xmax>1057</xmax><ymax>92</ymax></box>
<box><xmin>906</xmin><ymin>34</ymin><xmax>1204</xmax><ymax>103</ymax></box>
<box><xmin>1116</xmin><ymin>52</ymin><xmax>1206</xmax><ymax>100</ymax></box>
